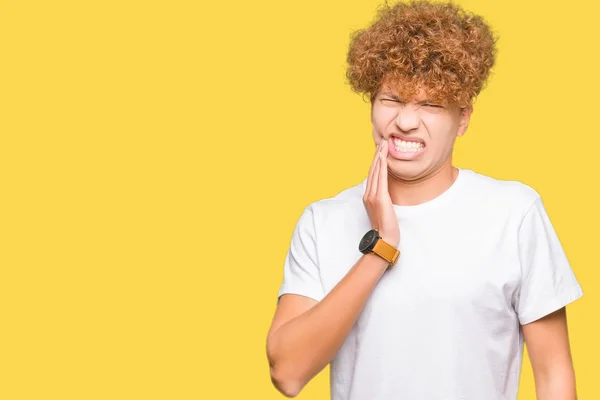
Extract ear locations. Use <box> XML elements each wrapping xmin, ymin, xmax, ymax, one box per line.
<box><xmin>456</xmin><ymin>105</ymin><xmax>473</xmax><ymax>137</ymax></box>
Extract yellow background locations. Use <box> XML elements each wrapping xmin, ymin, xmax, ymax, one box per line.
<box><xmin>1</xmin><ymin>0</ymin><xmax>597</xmax><ymax>398</ymax></box>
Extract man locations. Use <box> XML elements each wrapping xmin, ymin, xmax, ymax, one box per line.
<box><xmin>266</xmin><ymin>1</ymin><xmax>583</xmax><ymax>399</ymax></box>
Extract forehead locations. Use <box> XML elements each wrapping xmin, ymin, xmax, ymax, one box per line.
<box><xmin>379</xmin><ymin>81</ymin><xmax>432</xmax><ymax>101</ymax></box>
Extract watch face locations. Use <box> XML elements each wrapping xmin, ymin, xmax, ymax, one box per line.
<box><xmin>359</xmin><ymin>229</ymin><xmax>379</xmax><ymax>253</ymax></box>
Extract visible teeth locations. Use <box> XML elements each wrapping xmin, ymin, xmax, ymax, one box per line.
<box><xmin>393</xmin><ymin>138</ymin><xmax>424</xmax><ymax>152</ymax></box>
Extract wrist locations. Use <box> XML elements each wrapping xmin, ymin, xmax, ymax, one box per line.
<box><xmin>364</xmin><ymin>252</ymin><xmax>392</xmax><ymax>272</ymax></box>
<box><xmin>379</xmin><ymin>234</ymin><xmax>399</xmax><ymax>249</ymax></box>
<box><xmin>359</xmin><ymin>228</ymin><xmax>400</xmax><ymax>268</ymax></box>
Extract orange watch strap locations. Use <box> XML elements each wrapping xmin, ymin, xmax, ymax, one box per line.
<box><xmin>372</xmin><ymin>238</ymin><xmax>400</xmax><ymax>267</ymax></box>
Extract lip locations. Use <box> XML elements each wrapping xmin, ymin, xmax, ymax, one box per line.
<box><xmin>389</xmin><ymin>134</ymin><xmax>426</xmax><ymax>145</ymax></box>
<box><xmin>387</xmin><ymin>135</ymin><xmax>426</xmax><ymax>160</ymax></box>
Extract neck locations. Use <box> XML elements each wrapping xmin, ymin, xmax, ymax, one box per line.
<box><xmin>387</xmin><ymin>162</ymin><xmax>459</xmax><ymax>207</ymax></box>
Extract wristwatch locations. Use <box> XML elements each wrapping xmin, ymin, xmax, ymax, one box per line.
<box><xmin>358</xmin><ymin>228</ymin><xmax>400</xmax><ymax>268</ymax></box>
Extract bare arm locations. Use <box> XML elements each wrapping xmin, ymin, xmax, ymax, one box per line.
<box><xmin>267</xmin><ymin>253</ymin><xmax>389</xmax><ymax>397</ymax></box>
<box><xmin>523</xmin><ymin>307</ymin><xmax>578</xmax><ymax>400</ymax></box>
<box><xmin>267</xmin><ymin>140</ymin><xmax>398</xmax><ymax>397</ymax></box>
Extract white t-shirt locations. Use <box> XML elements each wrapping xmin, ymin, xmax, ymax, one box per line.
<box><xmin>277</xmin><ymin>167</ymin><xmax>583</xmax><ymax>400</ymax></box>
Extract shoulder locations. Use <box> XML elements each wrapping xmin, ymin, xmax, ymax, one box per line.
<box><xmin>460</xmin><ymin>168</ymin><xmax>541</xmax><ymax>218</ymax></box>
<box><xmin>303</xmin><ymin>178</ymin><xmax>367</xmax><ymax>225</ymax></box>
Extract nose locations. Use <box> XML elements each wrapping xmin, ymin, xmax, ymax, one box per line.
<box><xmin>394</xmin><ymin>105</ymin><xmax>420</xmax><ymax>132</ymax></box>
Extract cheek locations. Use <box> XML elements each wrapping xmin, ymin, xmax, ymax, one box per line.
<box><xmin>421</xmin><ymin>115</ymin><xmax>455</xmax><ymax>143</ymax></box>
<box><xmin>371</xmin><ymin>107</ymin><xmax>396</xmax><ymax>132</ymax></box>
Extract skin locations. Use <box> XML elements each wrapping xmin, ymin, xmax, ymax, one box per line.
<box><xmin>523</xmin><ymin>307</ymin><xmax>578</xmax><ymax>399</ymax></box>
<box><xmin>266</xmin><ymin>80</ymin><xmax>578</xmax><ymax>399</ymax></box>
<box><xmin>370</xmin><ymin>79</ymin><xmax>472</xmax><ymax>208</ymax></box>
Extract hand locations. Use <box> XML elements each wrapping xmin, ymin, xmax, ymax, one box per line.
<box><xmin>362</xmin><ymin>140</ymin><xmax>400</xmax><ymax>248</ymax></box>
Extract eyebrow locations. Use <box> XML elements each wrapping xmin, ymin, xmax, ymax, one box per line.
<box><xmin>380</xmin><ymin>92</ymin><xmax>400</xmax><ymax>99</ymax></box>
<box><xmin>380</xmin><ymin>92</ymin><xmax>434</xmax><ymax>104</ymax></box>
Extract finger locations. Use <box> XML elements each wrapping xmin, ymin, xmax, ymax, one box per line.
<box><xmin>377</xmin><ymin>141</ymin><xmax>389</xmax><ymax>198</ymax></box>
<box><xmin>370</xmin><ymin>150</ymin><xmax>381</xmax><ymax>196</ymax></box>
<box><xmin>365</xmin><ymin>141</ymin><xmax>381</xmax><ymax>197</ymax></box>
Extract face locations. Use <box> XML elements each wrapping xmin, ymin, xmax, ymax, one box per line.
<box><xmin>371</xmin><ymin>81</ymin><xmax>472</xmax><ymax>181</ymax></box>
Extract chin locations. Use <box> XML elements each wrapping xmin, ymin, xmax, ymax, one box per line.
<box><xmin>387</xmin><ymin>164</ymin><xmax>424</xmax><ymax>181</ymax></box>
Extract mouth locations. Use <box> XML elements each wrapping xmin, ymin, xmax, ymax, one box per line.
<box><xmin>386</xmin><ymin>135</ymin><xmax>426</xmax><ymax>160</ymax></box>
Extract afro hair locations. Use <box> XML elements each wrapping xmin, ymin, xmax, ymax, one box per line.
<box><xmin>346</xmin><ymin>0</ymin><xmax>499</xmax><ymax>108</ymax></box>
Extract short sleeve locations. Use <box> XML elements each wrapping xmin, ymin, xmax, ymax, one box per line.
<box><xmin>277</xmin><ymin>205</ymin><xmax>326</xmax><ymax>303</ymax></box>
<box><xmin>515</xmin><ymin>196</ymin><xmax>583</xmax><ymax>325</ymax></box>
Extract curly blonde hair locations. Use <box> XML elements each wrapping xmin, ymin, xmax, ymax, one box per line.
<box><xmin>346</xmin><ymin>0</ymin><xmax>498</xmax><ymax>108</ymax></box>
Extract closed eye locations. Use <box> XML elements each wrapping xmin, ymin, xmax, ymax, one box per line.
<box><xmin>381</xmin><ymin>98</ymin><xmax>402</xmax><ymax>103</ymax></box>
